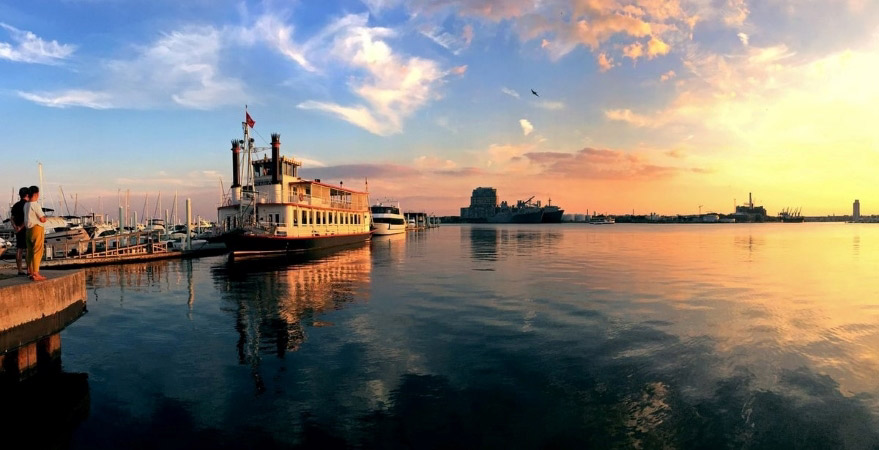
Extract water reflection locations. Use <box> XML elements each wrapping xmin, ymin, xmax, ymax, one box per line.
<box><xmin>468</xmin><ymin>226</ymin><xmax>498</xmax><ymax>263</ymax></box>
<box><xmin>467</xmin><ymin>226</ymin><xmax>563</xmax><ymax>266</ymax></box>
<box><xmin>53</xmin><ymin>224</ymin><xmax>879</xmax><ymax>448</ymax></box>
<box><xmin>370</xmin><ymin>233</ymin><xmax>407</xmax><ymax>268</ymax></box>
<box><xmin>213</xmin><ymin>244</ymin><xmax>371</xmax><ymax>393</ymax></box>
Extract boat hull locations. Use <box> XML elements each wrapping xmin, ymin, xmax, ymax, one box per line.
<box><xmin>371</xmin><ymin>224</ymin><xmax>406</xmax><ymax>235</ymax></box>
<box><xmin>541</xmin><ymin>209</ymin><xmax>564</xmax><ymax>223</ymax></box>
<box><xmin>224</xmin><ymin>231</ymin><xmax>373</xmax><ymax>256</ymax></box>
<box><xmin>487</xmin><ymin>210</ymin><xmax>544</xmax><ymax>224</ymax></box>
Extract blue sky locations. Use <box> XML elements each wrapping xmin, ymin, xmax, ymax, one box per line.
<box><xmin>3</xmin><ymin>0</ymin><xmax>879</xmax><ymax>217</ymax></box>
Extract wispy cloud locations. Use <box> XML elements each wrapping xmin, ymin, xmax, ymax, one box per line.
<box><xmin>535</xmin><ymin>100</ymin><xmax>565</xmax><ymax>110</ymax></box>
<box><xmin>296</xmin><ymin>14</ymin><xmax>449</xmax><ymax>136</ymax></box>
<box><xmin>604</xmin><ymin>108</ymin><xmax>662</xmax><ymax>127</ymax></box>
<box><xmin>17</xmin><ymin>90</ymin><xmax>112</xmax><ymax>109</ymax></box>
<box><xmin>18</xmin><ymin>27</ymin><xmax>246</xmax><ymax>109</ymax></box>
<box><xmin>419</xmin><ymin>24</ymin><xmax>472</xmax><ymax>54</ymax></box>
<box><xmin>524</xmin><ymin>147</ymin><xmax>693</xmax><ymax>180</ymax></box>
<box><xmin>249</xmin><ymin>15</ymin><xmax>316</xmax><ymax>72</ymax></box>
<box><xmin>501</xmin><ymin>87</ymin><xmax>520</xmax><ymax>98</ymax></box>
<box><xmin>0</xmin><ymin>23</ymin><xmax>76</xmax><ymax>64</ymax></box>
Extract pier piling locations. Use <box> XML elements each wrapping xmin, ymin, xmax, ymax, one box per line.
<box><xmin>0</xmin><ymin>271</ymin><xmax>87</xmax><ymax>381</ymax></box>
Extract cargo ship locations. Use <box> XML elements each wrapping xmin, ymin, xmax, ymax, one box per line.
<box><xmin>541</xmin><ymin>199</ymin><xmax>564</xmax><ymax>223</ymax></box>
<box><xmin>460</xmin><ymin>188</ymin><xmax>559</xmax><ymax>224</ymax></box>
<box><xmin>488</xmin><ymin>199</ymin><xmax>543</xmax><ymax>223</ymax></box>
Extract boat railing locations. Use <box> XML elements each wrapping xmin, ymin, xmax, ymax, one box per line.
<box><xmin>285</xmin><ymin>193</ymin><xmax>359</xmax><ymax>210</ymax></box>
<box><xmin>45</xmin><ymin>229</ymin><xmax>171</xmax><ymax>260</ymax></box>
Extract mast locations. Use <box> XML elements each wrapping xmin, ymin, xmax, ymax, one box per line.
<box><xmin>141</xmin><ymin>193</ymin><xmax>149</xmax><ymax>225</ymax></box>
<box><xmin>60</xmin><ymin>186</ymin><xmax>71</xmax><ymax>216</ymax></box>
<box><xmin>154</xmin><ymin>192</ymin><xmax>162</xmax><ymax>220</ymax></box>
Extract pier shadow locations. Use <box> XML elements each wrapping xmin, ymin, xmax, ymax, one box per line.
<box><xmin>0</xmin><ymin>371</ymin><xmax>90</xmax><ymax>450</ymax></box>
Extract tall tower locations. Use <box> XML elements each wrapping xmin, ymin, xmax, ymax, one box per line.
<box><xmin>853</xmin><ymin>199</ymin><xmax>861</xmax><ymax>222</ymax></box>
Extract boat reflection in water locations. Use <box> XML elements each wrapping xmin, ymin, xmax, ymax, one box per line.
<box><xmin>213</xmin><ymin>243</ymin><xmax>371</xmax><ymax>392</ymax></box>
<box><xmin>467</xmin><ymin>226</ymin><xmax>563</xmax><ymax>265</ymax></box>
<box><xmin>370</xmin><ymin>231</ymin><xmax>406</xmax><ymax>268</ymax></box>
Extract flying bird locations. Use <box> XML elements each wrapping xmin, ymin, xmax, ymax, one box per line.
<box><xmin>531</xmin><ymin>89</ymin><xmax>539</xmax><ymax>97</ymax></box>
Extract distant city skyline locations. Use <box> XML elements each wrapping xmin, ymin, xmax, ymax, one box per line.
<box><xmin>3</xmin><ymin>1</ymin><xmax>879</xmax><ymax>218</ymax></box>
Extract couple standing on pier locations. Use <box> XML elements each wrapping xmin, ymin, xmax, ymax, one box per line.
<box><xmin>11</xmin><ymin>186</ymin><xmax>48</xmax><ymax>281</ymax></box>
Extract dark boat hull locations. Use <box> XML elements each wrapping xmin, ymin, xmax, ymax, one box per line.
<box><xmin>486</xmin><ymin>209</ymin><xmax>544</xmax><ymax>224</ymax></box>
<box><xmin>541</xmin><ymin>209</ymin><xmax>564</xmax><ymax>223</ymax></box>
<box><xmin>223</xmin><ymin>231</ymin><xmax>372</xmax><ymax>257</ymax></box>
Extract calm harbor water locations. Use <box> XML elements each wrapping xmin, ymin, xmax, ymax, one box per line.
<box><xmin>32</xmin><ymin>224</ymin><xmax>879</xmax><ymax>448</ymax></box>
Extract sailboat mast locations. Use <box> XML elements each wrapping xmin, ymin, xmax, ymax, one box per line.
<box><xmin>60</xmin><ymin>186</ymin><xmax>70</xmax><ymax>216</ymax></box>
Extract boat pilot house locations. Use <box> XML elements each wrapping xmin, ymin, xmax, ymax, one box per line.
<box><xmin>218</xmin><ymin>131</ymin><xmax>371</xmax><ymax>254</ymax></box>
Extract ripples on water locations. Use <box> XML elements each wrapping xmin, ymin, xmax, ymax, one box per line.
<box><xmin>33</xmin><ymin>224</ymin><xmax>879</xmax><ymax>448</ymax></box>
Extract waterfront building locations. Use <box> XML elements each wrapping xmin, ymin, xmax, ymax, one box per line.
<box><xmin>733</xmin><ymin>192</ymin><xmax>767</xmax><ymax>222</ymax></box>
<box><xmin>854</xmin><ymin>199</ymin><xmax>861</xmax><ymax>222</ymax></box>
<box><xmin>460</xmin><ymin>187</ymin><xmax>498</xmax><ymax>221</ymax></box>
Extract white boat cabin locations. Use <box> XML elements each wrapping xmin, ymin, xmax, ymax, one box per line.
<box><xmin>218</xmin><ymin>143</ymin><xmax>370</xmax><ymax>238</ymax></box>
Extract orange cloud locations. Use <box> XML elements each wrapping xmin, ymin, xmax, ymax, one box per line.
<box><xmin>597</xmin><ymin>51</ymin><xmax>615</xmax><ymax>71</ymax></box>
<box><xmin>524</xmin><ymin>147</ymin><xmax>696</xmax><ymax>180</ymax></box>
<box><xmin>647</xmin><ymin>35</ymin><xmax>670</xmax><ymax>58</ymax></box>
<box><xmin>623</xmin><ymin>41</ymin><xmax>644</xmax><ymax>60</ymax></box>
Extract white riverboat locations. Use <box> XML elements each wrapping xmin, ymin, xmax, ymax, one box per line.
<box><xmin>370</xmin><ymin>201</ymin><xmax>406</xmax><ymax>236</ymax></box>
<box><xmin>217</xmin><ymin>113</ymin><xmax>372</xmax><ymax>256</ymax></box>
<box><xmin>588</xmin><ymin>216</ymin><xmax>615</xmax><ymax>225</ymax></box>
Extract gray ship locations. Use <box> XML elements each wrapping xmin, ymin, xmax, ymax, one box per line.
<box><xmin>460</xmin><ymin>188</ymin><xmax>545</xmax><ymax>223</ymax></box>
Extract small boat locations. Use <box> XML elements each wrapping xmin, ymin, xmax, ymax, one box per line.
<box><xmin>44</xmin><ymin>216</ymin><xmax>92</xmax><ymax>257</ymax></box>
<box><xmin>588</xmin><ymin>215</ymin><xmax>615</xmax><ymax>225</ymax></box>
<box><xmin>370</xmin><ymin>201</ymin><xmax>406</xmax><ymax>236</ymax></box>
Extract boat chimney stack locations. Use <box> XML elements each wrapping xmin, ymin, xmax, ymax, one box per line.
<box><xmin>271</xmin><ymin>133</ymin><xmax>281</xmax><ymax>185</ymax></box>
<box><xmin>749</xmin><ymin>192</ymin><xmax>753</xmax><ymax>208</ymax></box>
<box><xmin>231</xmin><ymin>140</ymin><xmax>241</xmax><ymax>188</ymax></box>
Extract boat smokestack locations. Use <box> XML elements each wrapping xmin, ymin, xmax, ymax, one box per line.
<box><xmin>231</xmin><ymin>139</ymin><xmax>241</xmax><ymax>188</ymax></box>
<box><xmin>271</xmin><ymin>133</ymin><xmax>281</xmax><ymax>185</ymax></box>
<box><xmin>749</xmin><ymin>192</ymin><xmax>753</xmax><ymax>208</ymax></box>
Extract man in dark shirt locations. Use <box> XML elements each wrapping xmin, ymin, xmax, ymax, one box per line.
<box><xmin>11</xmin><ymin>187</ymin><xmax>30</xmax><ymax>275</ymax></box>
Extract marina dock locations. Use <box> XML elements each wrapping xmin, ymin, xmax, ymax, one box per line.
<box><xmin>0</xmin><ymin>270</ymin><xmax>87</xmax><ymax>380</ymax></box>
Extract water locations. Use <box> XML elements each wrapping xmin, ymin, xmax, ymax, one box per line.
<box><xmin>35</xmin><ymin>224</ymin><xmax>879</xmax><ymax>447</ymax></box>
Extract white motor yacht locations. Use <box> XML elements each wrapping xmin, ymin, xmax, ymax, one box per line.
<box><xmin>370</xmin><ymin>201</ymin><xmax>406</xmax><ymax>236</ymax></box>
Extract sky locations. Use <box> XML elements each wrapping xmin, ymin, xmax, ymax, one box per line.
<box><xmin>2</xmin><ymin>0</ymin><xmax>878</xmax><ymax>218</ymax></box>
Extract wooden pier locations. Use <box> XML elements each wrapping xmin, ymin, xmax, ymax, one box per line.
<box><xmin>403</xmin><ymin>212</ymin><xmax>440</xmax><ymax>230</ymax></box>
<box><xmin>0</xmin><ymin>270</ymin><xmax>87</xmax><ymax>380</ymax></box>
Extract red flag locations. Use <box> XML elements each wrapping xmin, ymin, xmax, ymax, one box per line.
<box><xmin>246</xmin><ymin>112</ymin><xmax>255</xmax><ymax>128</ymax></box>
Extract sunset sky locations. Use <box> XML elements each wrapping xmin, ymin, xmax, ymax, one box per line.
<box><xmin>2</xmin><ymin>0</ymin><xmax>878</xmax><ymax>218</ymax></box>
